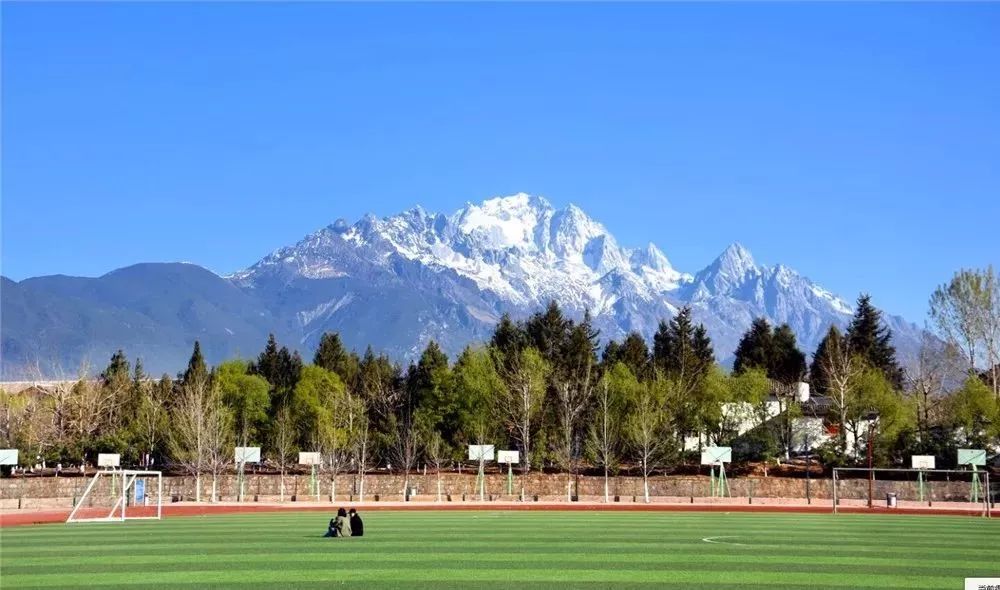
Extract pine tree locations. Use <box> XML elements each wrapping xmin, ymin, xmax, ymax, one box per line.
<box><xmin>490</xmin><ymin>313</ymin><xmax>527</xmax><ymax>375</ymax></box>
<box><xmin>846</xmin><ymin>294</ymin><xmax>904</xmax><ymax>388</ymax></box>
<box><xmin>652</xmin><ymin>307</ymin><xmax>714</xmax><ymax>394</ymax></box>
<box><xmin>313</xmin><ymin>332</ymin><xmax>356</xmax><ymax>384</ymax></box>
<box><xmin>602</xmin><ymin>332</ymin><xmax>650</xmax><ymax>379</ymax></box>
<box><xmin>771</xmin><ymin>324</ymin><xmax>807</xmax><ymax>384</ymax></box>
<box><xmin>250</xmin><ymin>334</ymin><xmax>303</xmax><ymax>403</ymax></box>
<box><xmin>525</xmin><ymin>300</ymin><xmax>571</xmax><ymax>366</ymax></box>
<box><xmin>733</xmin><ymin>318</ymin><xmax>774</xmax><ymax>375</ymax></box>
<box><xmin>733</xmin><ymin>319</ymin><xmax>806</xmax><ymax>384</ymax></box>
<box><xmin>182</xmin><ymin>341</ymin><xmax>208</xmax><ymax>386</ymax></box>
<box><xmin>810</xmin><ymin>325</ymin><xmax>843</xmax><ymax>394</ymax></box>
<box><xmin>102</xmin><ymin>349</ymin><xmax>131</xmax><ymax>384</ymax></box>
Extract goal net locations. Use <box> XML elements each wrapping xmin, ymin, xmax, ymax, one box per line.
<box><xmin>66</xmin><ymin>470</ymin><xmax>163</xmax><ymax>523</ymax></box>
<box><xmin>832</xmin><ymin>467</ymin><xmax>992</xmax><ymax>517</ymax></box>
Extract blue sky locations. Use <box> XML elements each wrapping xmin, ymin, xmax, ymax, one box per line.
<box><xmin>2</xmin><ymin>2</ymin><xmax>998</xmax><ymax>323</ymax></box>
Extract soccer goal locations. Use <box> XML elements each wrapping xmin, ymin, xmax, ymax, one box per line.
<box><xmin>832</xmin><ymin>467</ymin><xmax>991</xmax><ymax>517</ymax></box>
<box><xmin>66</xmin><ymin>469</ymin><xmax>163</xmax><ymax>523</ymax></box>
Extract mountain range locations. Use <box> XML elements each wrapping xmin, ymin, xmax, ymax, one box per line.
<box><xmin>0</xmin><ymin>194</ymin><xmax>924</xmax><ymax>379</ymax></box>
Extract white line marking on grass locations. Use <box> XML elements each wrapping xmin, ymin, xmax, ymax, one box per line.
<box><xmin>702</xmin><ymin>536</ymin><xmax>748</xmax><ymax>546</ymax></box>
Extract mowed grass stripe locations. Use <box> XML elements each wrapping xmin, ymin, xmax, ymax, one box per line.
<box><xmin>0</xmin><ymin>567</ymin><xmax>967</xmax><ymax>588</ymax></box>
<box><xmin>2</xmin><ymin>511</ymin><xmax>996</xmax><ymax>589</ymax></box>
<box><xmin>0</xmin><ymin>557</ymin><xmax>984</xmax><ymax>580</ymax></box>
<box><xmin>3</xmin><ymin>549</ymin><xmax>989</xmax><ymax>570</ymax></box>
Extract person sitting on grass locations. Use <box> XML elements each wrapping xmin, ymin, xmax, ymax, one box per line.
<box><xmin>349</xmin><ymin>508</ymin><xmax>363</xmax><ymax>537</ymax></box>
<box><xmin>323</xmin><ymin>517</ymin><xmax>337</xmax><ymax>538</ymax></box>
<box><xmin>334</xmin><ymin>507</ymin><xmax>352</xmax><ymax>538</ymax></box>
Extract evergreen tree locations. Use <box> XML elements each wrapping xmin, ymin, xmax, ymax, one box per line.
<box><xmin>313</xmin><ymin>332</ymin><xmax>359</xmax><ymax>387</ymax></box>
<box><xmin>182</xmin><ymin>341</ymin><xmax>209</xmax><ymax>386</ymax></box>
<box><xmin>771</xmin><ymin>324</ymin><xmax>807</xmax><ymax>384</ymax></box>
<box><xmin>733</xmin><ymin>318</ymin><xmax>774</xmax><ymax>375</ymax></box>
<box><xmin>846</xmin><ymin>294</ymin><xmax>904</xmax><ymax>388</ymax></box>
<box><xmin>250</xmin><ymin>334</ymin><xmax>303</xmax><ymax>403</ymax></box>
<box><xmin>610</xmin><ymin>332</ymin><xmax>651</xmax><ymax>379</ymax></box>
<box><xmin>652</xmin><ymin>307</ymin><xmax>715</xmax><ymax>384</ymax></box>
<box><xmin>525</xmin><ymin>300</ymin><xmax>570</xmax><ymax>365</ymax></box>
<box><xmin>102</xmin><ymin>349</ymin><xmax>131</xmax><ymax>384</ymax></box>
<box><xmin>810</xmin><ymin>325</ymin><xmax>844</xmax><ymax>394</ymax></box>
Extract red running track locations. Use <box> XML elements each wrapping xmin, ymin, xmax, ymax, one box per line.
<box><xmin>2</xmin><ymin>502</ymin><xmax>996</xmax><ymax>527</ymax></box>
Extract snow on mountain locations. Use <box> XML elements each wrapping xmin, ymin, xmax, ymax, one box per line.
<box><xmin>231</xmin><ymin>193</ymin><xmax>923</xmax><ymax>363</ymax></box>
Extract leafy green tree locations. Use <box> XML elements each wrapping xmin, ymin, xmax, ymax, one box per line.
<box><xmin>451</xmin><ymin>347</ymin><xmax>504</xmax><ymax>451</ymax></box>
<box><xmin>215</xmin><ymin>360</ymin><xmax>270</xmax><ymax>448</ymax></box>
<box><xmin>525</xmin><ymin>301</ymin><xmax>571</xmax><ymax>366</ymax></box>
<box><xmin>948</xmin><ymin>377</ymin><xmax>999</xmax><ymax>448</ymax></box>
<box><xmin>291</xmin><ymin>365</ymin><xmax>346</xmax><ymax>450</ymax></box>
<box><xmin>848</xmin><ymin>367</ymin><xmax>913</xmax><ymax>465</ymax></box>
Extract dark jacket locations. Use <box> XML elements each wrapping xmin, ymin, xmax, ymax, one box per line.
<box><xmin>350</xmin><ymin>513</ymin><xmax>364</xmax><ymax>537</ymax></box>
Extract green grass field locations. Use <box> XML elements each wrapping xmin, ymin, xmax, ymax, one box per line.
<box><xmin>1</xmin><ymin>511</ymin><xmax>998</xmax><ymax>589</ymax></box>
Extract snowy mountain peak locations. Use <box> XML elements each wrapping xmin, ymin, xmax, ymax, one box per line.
<box><xmin>716</xmin><ymin>242</ymin><xmax>758</xmax><ymax>276</ymax></box>
<box><xmin>229</xmin><ymin>194</ymin><xmax>922</xmax><ymax>365</ymax></box>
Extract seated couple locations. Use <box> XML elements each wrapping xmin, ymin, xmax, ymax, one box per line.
<box><xmin>325</xmin><ymin>508</ymin><xmax>364</xmax><ymax>538</ymax></box>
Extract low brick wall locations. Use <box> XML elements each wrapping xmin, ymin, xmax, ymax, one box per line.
<box><xmin>0</xmin><ymin>471</ymin><xmax>983</xmax><ymax>510</ymax></box>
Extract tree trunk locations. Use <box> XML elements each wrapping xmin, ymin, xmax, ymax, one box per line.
<box><xmin>604</xmin><ymin>465</ymin><xmax>609</xmax><ymax>503</ymax></box>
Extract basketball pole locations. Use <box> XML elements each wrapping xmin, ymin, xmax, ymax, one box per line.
<box><xmin>506</xmin><ymin>460</ymin><xmax>513</xmax><ymax>496</ymax></box>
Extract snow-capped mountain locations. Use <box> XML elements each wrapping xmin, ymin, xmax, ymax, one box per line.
<box><xmin>1</xmin><ymin>193</ymin><xmax>925</xmax><ymax>377</ymax></box>
<box><xmin>231</xmin><ymin>193</ymin><xmax>922</xmax><ymax>364</ymax></box>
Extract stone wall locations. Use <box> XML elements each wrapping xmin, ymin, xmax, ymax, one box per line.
<box><xmin>0</xmin><ymin>471</ymin><xmax>984</xmax><ymax>508</ymax></box>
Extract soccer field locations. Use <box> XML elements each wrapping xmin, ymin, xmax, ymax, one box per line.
<box><xmin>1</xmin><ymin>511</ymin><xmax>998</xmax><ymax>589</ymax></box>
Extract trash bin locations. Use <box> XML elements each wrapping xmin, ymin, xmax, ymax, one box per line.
<box><xmin>886</xmin><ymin>493</ymin><xmax>897</xmax><ymax>508</ymax></box>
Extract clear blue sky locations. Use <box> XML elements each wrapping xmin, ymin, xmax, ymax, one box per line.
<box><xmin>3</xmin><ymin>2</ymin><xmax>998</xmax><ymax>322</ymax></box>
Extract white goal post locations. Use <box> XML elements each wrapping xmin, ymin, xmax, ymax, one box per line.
<box><xmin>66</xmin><ymin>469</ymin><xmax>163</xmax><ymax>523</ymax></box>
<box><xmin>832</xmin><ymin>467</ymin><xmax>991</xmax><ymax>518</ymax></box>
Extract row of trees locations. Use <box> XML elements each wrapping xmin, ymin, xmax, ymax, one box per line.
<box><xmin>1</xmin><ymin>267</ymin><xmax>997</xmax><ymax>499</ymax></box>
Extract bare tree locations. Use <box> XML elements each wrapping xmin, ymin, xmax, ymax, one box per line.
<box><xmin>587</xmin><ymin>377</ymin><xmax>621</xmax><ymax>502</ymax></box>
<box><xmin>820</xmin><ymin>333</ymin><xmax>862</xmax><ymax>458</ymax></box>
<box><xmin>353</xmin><ymin>404</ymin><xmax>373</xmax><ymax>502</ymax></box>
<box><xmin>203</xmin><ymin>388</ymin><xmax>233</xmax><ymax>502</ymax></box>
<box><xmin>424</xmin><ymin>429</ymin><xmax>446</xmax><ymax>501</ymax></box>
<box><xmin>270</xmin><ymin>404</ymin><xmax>296</xmax><ymax>502</ymax></box>
<box><xmin>169</xmin><ymin>375</ymin><xmax>210</xmax><ymax>502</ymax></box>
<box><xmin>930</xmin><ymin>266</ymin><xmax>1000</xmax><ymax>398</ymax></box>
<box><xmin>906</xmin><ymin>334</ymin><xmax>963</xmax><ymax>443</ymax></box>
<box><xmin>133</xmin><ymin>379</ymin><xmax>166</xmax><ymax>467</ymax></box>
<box><xmin>390</xmin><ymin>413</ymin><xmax>420</xmax><ymax>500</ymax></box>
<box><xmin>627</xmin><ymin>378</ymin><xmax>669</xmax><ymax>503</ymax></box>
<box><xmin>497</xmin><ymin>348</ymin><xmax>549</xmax><ymax>485</ymax></box>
